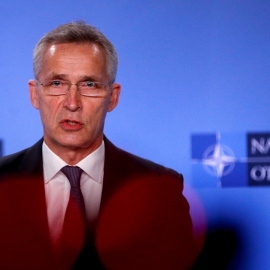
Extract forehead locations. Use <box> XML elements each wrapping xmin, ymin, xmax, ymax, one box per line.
<box><xmin>40</xmin><ymin>43</ymin><xmax>108</xmax><ymax>79</ymax></box>
<box><xmin>44</xmin><ymin>42</ymin><xmax>106</xmax><ymax>61</ymax></box>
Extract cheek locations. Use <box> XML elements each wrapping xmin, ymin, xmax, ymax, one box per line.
<box><xmin>40</xmin><ymin>96</ymin><xmax>62</xmax><ymax>110</ymax></box>
<box><xmin>38</xmin><ymin>97</ymin><xmax>62</xmax><ymax>122</ymax></box>
<box><xmin>97</xmin><ymin>100</ymin><xmax>110</xmax><ymax>119</ymax></box>
<box><xmin>83</xmin><ymin>99</ymin><xmax>110</xmax><ymax>124</ymax></box>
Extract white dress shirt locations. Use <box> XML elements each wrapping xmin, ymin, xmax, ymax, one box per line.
<box><xmin>42</xmin><ymin>141</ymin><xmax>104</xmax><ymax>245</ymax></box>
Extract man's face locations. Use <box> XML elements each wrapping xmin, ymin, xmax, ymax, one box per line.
<box><xmin>29</xmin><ymin>43</ymin><xmax>120</xmax><ymax>158</ymax></box>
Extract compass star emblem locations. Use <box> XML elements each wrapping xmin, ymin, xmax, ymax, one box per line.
<box><xmin>202</xmin><ymin>143</ymin><xmax>236</xmax><ymax>178</ymax></box>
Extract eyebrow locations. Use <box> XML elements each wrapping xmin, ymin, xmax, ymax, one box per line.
<box><xmin>43</xmin><ymin>73</ymin><xmax>68</xmax><ymax>81</ymax></box>
<box><xmin>43</xmin><ymin>73</ymin><xmax>101</xmax><ymax>82</ymax></box>
<box><xmin>79</xmin><ymin>75</ymin><xmax>101</xmax><ymax>82</ymax></box>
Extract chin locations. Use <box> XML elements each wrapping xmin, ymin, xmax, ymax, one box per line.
<box><xmin>61</xmin><ymin>140</ymin><xmax>87</xmax><ymax>149</ymax></box>
<box><xmin>61</xmin><ymin>136</ymin><xmax>97</xmax><ymax>149</ymax></box>
<box><xmin>53</xmin><ymin>135</ymin><xmax>85</xmax><ymax>148</ymax></box>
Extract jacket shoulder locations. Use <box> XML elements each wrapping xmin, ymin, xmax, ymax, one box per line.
<box><xmin>0</xmin><ymin>149</ymin><xmax>27</xmax><ymax>174</ymax></box>
<box><xmin>104</xmin><ymin>137</ymin><xmax>183</xmax><ymax>182</ymax></box>
<box><xmin>0</xmin><ymin>139</ymin><xmax>43</xmax><ymax>176</ymax></box>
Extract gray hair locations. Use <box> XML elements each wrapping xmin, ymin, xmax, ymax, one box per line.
<box><xmin>33</xmin><ymin>20</ymin><xmax>118</xmax><ymax>83</ymax></box>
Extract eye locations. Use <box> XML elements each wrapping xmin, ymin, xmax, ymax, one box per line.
<box><xmin>50</xmin><ymin>80</ymin><xmax>63</xmax><ymax>87</ymax></box>
<box><xmin>85</xmin><ymin>81</ymin><xmax>96</xmax><ymax>88</ymax></box>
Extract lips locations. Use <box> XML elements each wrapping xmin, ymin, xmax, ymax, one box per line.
<box><xmin>66</xmin><ymin>121</ymin><xmax>78</xmax><ymax>126</ymax></box>
<box><xmin>60</xmin><ymin>119</ymin><xmax>83</xmax><ymax>131</ymax></box>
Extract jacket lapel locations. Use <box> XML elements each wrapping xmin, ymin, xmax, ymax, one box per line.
<box><xmin>17</xmin><ymin>138</ymin><xmax>44</xmax><ymax>175</ymax></box>
<box><xmin>100</xmin><ymin>136</ymin><xmax>122</xmax><ymax>210</ymax></box>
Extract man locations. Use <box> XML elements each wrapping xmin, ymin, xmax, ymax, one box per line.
<box><xmin>0</xmin><ymin>21</ymin><xmax>197</xmax><ymax>269</ymax></box>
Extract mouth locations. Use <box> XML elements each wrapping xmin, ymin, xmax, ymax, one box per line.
<box><xmin>60</xmin><ymin>119</ymin><xmax>83</xmax><ymax>130</ymax></box>
<box><xmin>66</xmin><ymin>121</ymin><xmax>78</xmax><ymax>126</ymax></box>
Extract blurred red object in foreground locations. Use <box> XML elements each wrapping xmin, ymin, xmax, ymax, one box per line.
<box><xmin>0</xmin><ymin>175</ymin><xmax>83</xmax><ymax>270</ymax></box>
<box><xmin>96</xmin><ymin>173</ymin><xmax>200</xmax><ymax>270</ymax></box>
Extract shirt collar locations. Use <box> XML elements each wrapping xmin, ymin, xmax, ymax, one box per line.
<box><xmin>42</xmin><ymin>140</ymin><xmax>105</xmax><ymax>184</ymax></box>
<box><xmin>76</xmin><ymin>141</ymin><xmax>105</xmax><ymax>183</ymax></box>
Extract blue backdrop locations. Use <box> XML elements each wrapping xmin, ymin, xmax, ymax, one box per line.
<box><xmin>1</xmin><ymin>1</ymin><xmax>270</xmax><ymax>269</ymax></box>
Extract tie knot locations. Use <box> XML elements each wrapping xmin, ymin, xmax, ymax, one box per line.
<box><xmin>61</xmin><ymin>166</ymin><xmax>83</xmax><ymax>188</ymax></box>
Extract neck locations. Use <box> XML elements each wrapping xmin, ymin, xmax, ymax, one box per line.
<box><xmin>44</xmin><ymin>138</ymin><xmax>102</xmax><ymax>165</ymax></box>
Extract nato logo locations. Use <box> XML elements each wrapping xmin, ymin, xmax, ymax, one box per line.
<box><xmin>247</xmin><ymin>133</ymin><xmax>270</xmax><ymax>186</ymax></box>
<box><xmin>191</xmin><ymin>132</ymin><xmax>270</xmax><ymax>188</ymax></box>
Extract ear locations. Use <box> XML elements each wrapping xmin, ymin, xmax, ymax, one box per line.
<box><xmin>28</xmin><ymin>79</ymin><xmax>40</xmax><ymax>109</ymax></box>
<box><xmin>108</xmin><ymin>83</ymin><xmax>121</xmax><ymax>112</ymax></box>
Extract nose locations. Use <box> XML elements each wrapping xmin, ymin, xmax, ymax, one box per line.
<box><xmin>63</xmin><ymin>84</ymin><xmax>81</xmax><ymax>111</ymax></box>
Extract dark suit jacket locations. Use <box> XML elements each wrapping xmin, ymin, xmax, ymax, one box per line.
<box><xmin>0</xmin><ymin>137</ymin><xmax>197</xmax><ymax>270</ymax></box>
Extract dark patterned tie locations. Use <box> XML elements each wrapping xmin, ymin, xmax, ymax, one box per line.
<box><xmin>59</xmin><ymin>166</ymin><xmax>86</xmax><ymax>267</ymax></box>
<box><xmin>61</xmin><ymin>165</ymin><xmax>85</xmax><ymax>217</ymax></box>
